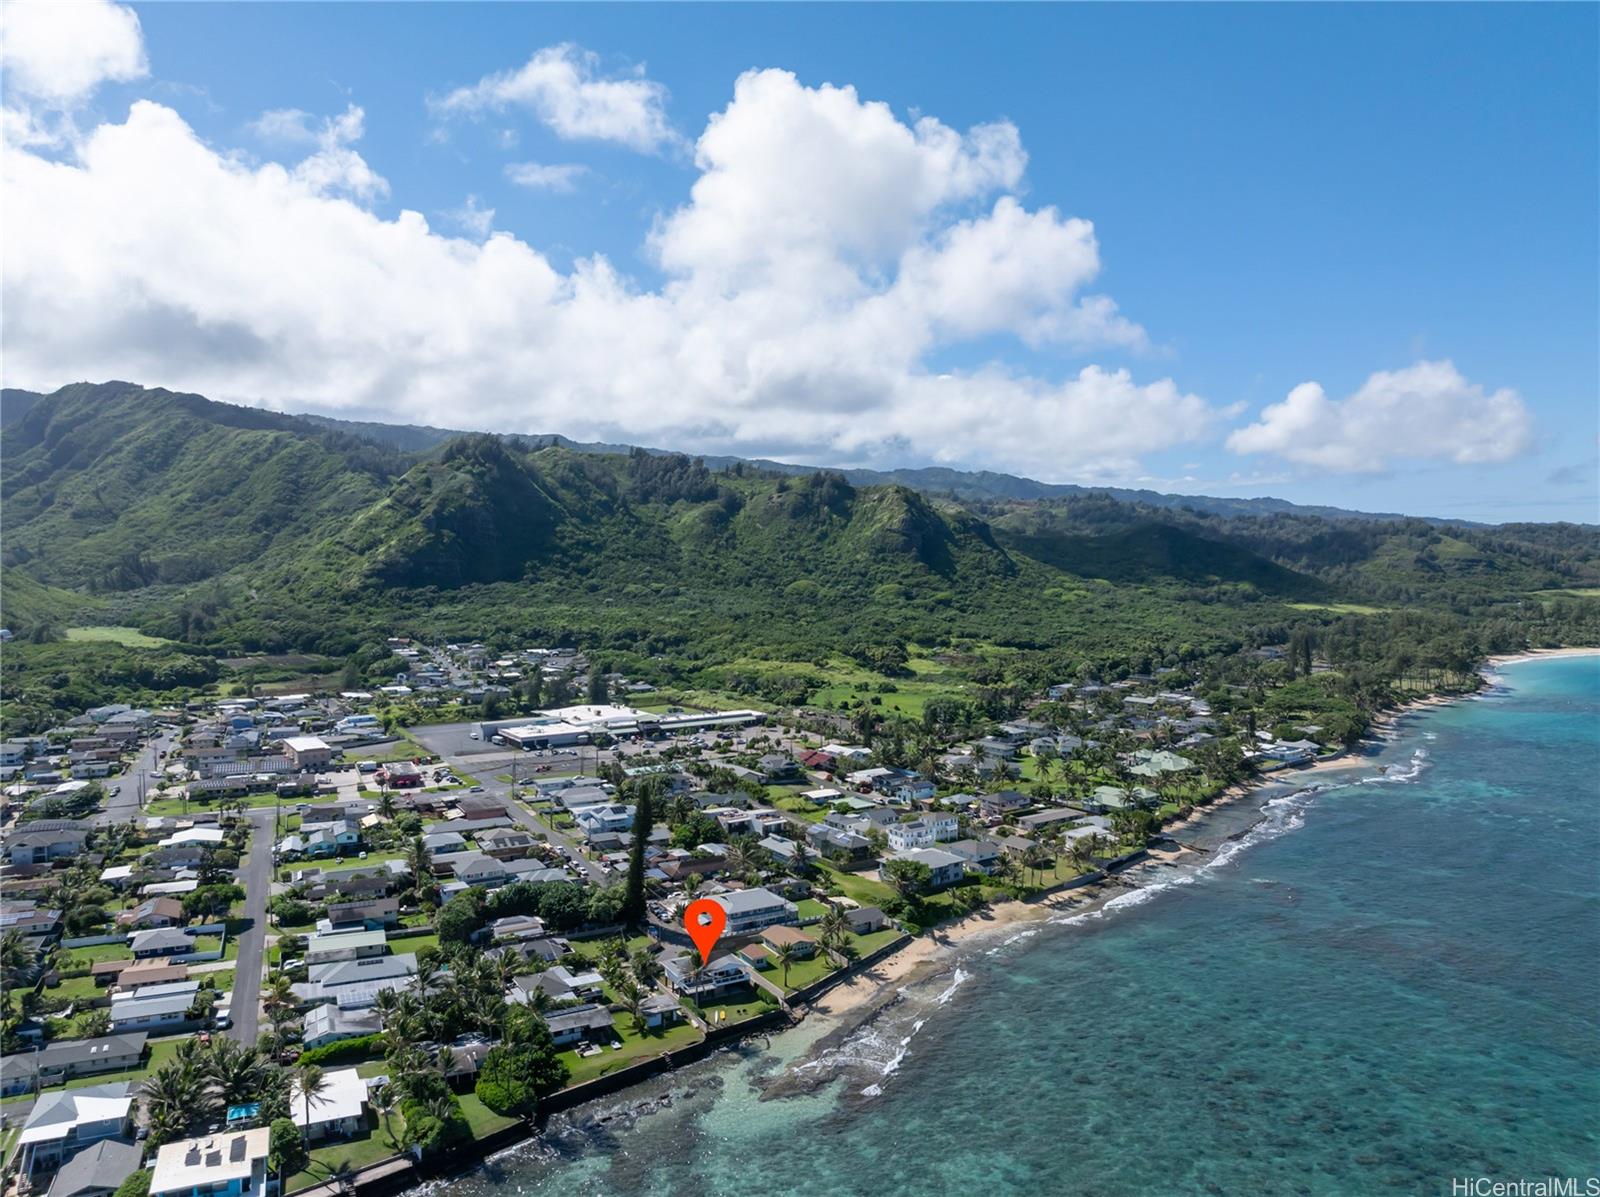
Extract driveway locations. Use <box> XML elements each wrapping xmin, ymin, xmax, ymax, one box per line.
<box><xmin>225</xmin><ymin>807</ymin><xmax>275</xmax><ymax>1043</ymax></box>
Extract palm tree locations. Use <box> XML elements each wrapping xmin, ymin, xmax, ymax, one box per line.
<box><xmin>140</xmin><ymin>1060</ymin><xmax>203</xmax><ymax>1145</ymax></box>
<box><xmin>293</xmin><ymin>1064</ymin><xmax>328</xmax><ymax>1142</ymax></box>
<box><xmin>617</xmin><ymin>980</ymin><xmax>646</xmax><ymax>1034</ymax></box>
<box><xmin>208</xmin><ymin>1038</ymin><xmax>265</xmax><ymax>1106</ymax></box>
<box><xmin>771</xmin><ymin>942</ymin><xmax>798</xmax><ymax>991</ymax></box>
<box><xmin>377</xmin><ymin>790</ymin><xmax>398</xmax><ymax>822</ymax></box>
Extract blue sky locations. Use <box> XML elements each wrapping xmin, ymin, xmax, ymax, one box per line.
<box><xmin>4</xmin><ymin>2</ymin><xmax>1596</xmax><ymax>521</ymax></box>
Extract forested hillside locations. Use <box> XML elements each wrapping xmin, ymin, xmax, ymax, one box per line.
<box><xmin>2</xmin><ymin>381</ymin><xmax>1596</xmax><ymax>732</ymax></box>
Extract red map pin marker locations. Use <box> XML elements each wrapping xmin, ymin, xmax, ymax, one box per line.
<box><xmin>683</xmin><ymin>898</ymin><xmax>727</xmax><ymax>966</ymax></box>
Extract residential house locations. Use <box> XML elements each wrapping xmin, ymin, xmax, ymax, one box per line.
<box><xmin>710</xmin><ymin>887</ymin><xmax>799</xmax><ymax>936</ymax></box>
<box><xmin>302</xmin><ymin>821</ymin><xmax>361</xmax><ymax>859</ymax></box>
<box><xmin>288</xmin><ymin>1069</ymin><xmax>368</xmax><ymax>1141</ymax></box>
<box><xmin>946</xmin><ymin>839</ymin><xmax>1001</xmax><ymax>874</ymax></box>
<box><xmin>300</xmin><ymin>1006</ymin><xmax>382</xmax><ymax>1051</ymax></box>
<box><xmin>449</xmin><ymin>853</ymin><xmax>509</xmax><ymax>888</ymax></box>
<box><xmin>486</xmin><ymin>915</ymin><xmax>546</xmax><ymax>943</ymax></box>
<box><xmin>887</xmin><ymin>848</ymin><xmax>965</xmax><ymax>890</ymax></box>
<box><xmin>574</xmin><ymin>804</ymin><xmax>633</xmax><ymax>839</ymax></box>
<box><xmin>844</xmin><ymin>906</ymin><xmax>888</xmax><ymax>934</ymax></box>
<box><xmin>662</xmin><ymin>952</ymin><xmax>750</xmax><ymax>1001</ymax></box>
<box><xmin>108</xmin><ymin>983</ymin><xmax>201</xmax><ymax>1032</ymax></box>
<box><xmin>422</xmin><ymin>831</ymin><xmax>468</xmax><ymax>860</ymax></box>
<box><xmin>474</xmin><ymin>828</ymin><xmax>537</xmax><ymax>860</ymax></box>
<box><xmin>978</xmin><ymin>791</ymin><xmax>1032</xmax><ymax>820</ymax></box>
<box><xmin>757</xmin><ymin>835</ymin><xmax>802</xmax><ymax>866</ymax></box>
<box><xmin>110</xmin><ymin>960</ymin><xmax>190</xmax><ymax>993</ymax></box>
<box><xmin>304</xmin><ymin>929</ymin><xmax>387</xmax><ymax>964</ymax></box>
<box><xmin>885</xmin><ymin>812</ymin><xmax>959</xmax><ymax>852</ymax></box>
<box><xmin>640</xmin><ymin>994</ymin><xmax>684</xmax><ymax>1029</ymax></box>
<box><xmin>148</xmin><ymin>1127</ymin><xmax>274</xmax><ymax>1197</ymax></box>
<box><xmin>757</xmin><ymin>925</ymin><xmax>816</xmax><ymax>959</ymax></box>
<box><xmin>544</xmin><ymin>1004</ymin><xmax>615</xmax><ymax>1048</ymax></box>
<box><xmin>16</xmin><ymin>1084</ymin><xmax>135</xmax><ymax>1175</ymax></box>
<box><xmin>115</xmin><ymin>898</ymin><xmax>185</xmax><ymax>930</ymax></box>
<box><xmin>324</xmin><ymin>897</ymin><xmax>400</xmax><ymax>930</ymax></box>
<box><xmin>513</xmin><ymin>964</ymin><xmax>603</xmax><ymax>1004</ymax></box>
<box><xmin>804</xmin><ymin>824</ymin><xmax>872</xmax><ymax>863</ymax></box>
<box><xmin>127</xmin><ymin>928</ymin><xmax>193</xmax><ymax>960</ymax></box>
<box><xmin>6</xmin><ymin>820</ymin><xmax>91</xmax><ymax>866</ymax></box>
<box><xmin>30</xmin><ymin>1035</ymin><xmax>149</xmax><ymax>1086</ymax></box>
<box><xmin>44</xmin><ymin>1136</ymin><xmax>142</xmax><ymax>1197</ymax></box>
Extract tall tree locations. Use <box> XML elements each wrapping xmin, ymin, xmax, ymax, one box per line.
<box><xmin>623</xmin><ymin>787</ymin><xmax>653</xmax><ymax>926</ymax></box>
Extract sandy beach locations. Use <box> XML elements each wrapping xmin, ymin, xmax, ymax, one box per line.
<box><xmin>1485</xmin><ymin>646</ymin><xmax>1600</xmax><ymax>667</ymax></box>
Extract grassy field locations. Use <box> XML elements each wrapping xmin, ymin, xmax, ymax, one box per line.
<box><xmin>556</xmin><ymin>1016</ymin><xmax>703</xmax><ymax>1086</ymax></box>
<box><xmin>287</xmin><ymin>1118</ymin><xmax>404</xmax><ymax>1192</ymax></box>
<box><xmin>64</xmin><ymin>625</ymin><xmax>173</xmax><ymax>648</ymax></box>
<box><xmin>1286</xmin><ymin>601</ymin><xmax>1390</xmax><ymax>615</ymax></box>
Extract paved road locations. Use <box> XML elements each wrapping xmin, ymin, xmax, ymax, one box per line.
<box><xmin>225</xmin><ymin>808</ymin><xmax>275</xmax><ymax>1044</ymax></box>
<box><xmin>447</xmin><ymin>760</ymin><xmax>611</xmax><ymax>885</ymax></box>
<box><xmin>97</xmin><ymin>731</ymin><xmax>172</xmax><ymax>826</ymax></box>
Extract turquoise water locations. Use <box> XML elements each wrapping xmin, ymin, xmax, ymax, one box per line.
<box><xmin>446</xmin><ymin>655</ymin><xmax>1600</xmax><ymax>1196</ymax></box>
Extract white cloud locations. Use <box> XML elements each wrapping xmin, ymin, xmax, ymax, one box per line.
<box><xmin>1226</xmin><ymin>360</ymin><xmax>1535</xmax><ymax>472</ymax></box>
<box><xmin>433</xmin><ymin>43</ymin><xmax>678</xmax><ymax>154</ymax></box>
<box><xmin>0</xmin><ymin>0</ymin><xmax>146</xmax><ymax>106</ymax></box>
<box><xmin>247</xmin><ymin>104</ymin><xmax>388</xmax><ymax>202</ymax></box>
<box><xmin>504</xmin><ymin>160</ymin><xmax>588</xmax><ymax>192</ymax></box>
<box><xmin>442</xmin><ymin>194</ymin><xmax>495</xmax><ymax>239</ymax></box>
<box><xmin>5</xmin><ymin>72</ymin><xmax>1210</xmax><ymax>480</ymax></box>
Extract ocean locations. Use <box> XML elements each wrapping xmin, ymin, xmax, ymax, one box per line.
<box><xmin>434</xmin><ymin>654</ymin><xmax>1600</xmax><ymax>1196</ymax></box>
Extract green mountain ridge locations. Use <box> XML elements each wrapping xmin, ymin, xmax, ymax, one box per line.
<box><xmin>1</xmin><ymin>380</ymin><xmax>1595</xmax><ymax>694</ymax></box>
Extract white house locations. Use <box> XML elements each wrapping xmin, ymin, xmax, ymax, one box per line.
<box><xmin>885</xmin><ymin>812</ymin><xmax>960</xmax><ymax>852</ymax></box>
<box><xmin>288</xmin><ymin>1068</ymin><xmax>368</xmax><ymax>1140</ymax></box>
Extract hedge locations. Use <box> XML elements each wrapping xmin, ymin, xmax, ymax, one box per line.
<box><xmin>295</xmin><ymin>1033</ymin><xmax>385</xmax><ymax>1066</ymax></box>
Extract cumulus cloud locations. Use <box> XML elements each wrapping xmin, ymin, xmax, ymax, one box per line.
<box><xmin>6</xmin><ymin>67</ymin><xmax>1213</xmax><ymax>479</ymax></box>
<box><xmin>432</xmin><ymin>43</ymin><xmax>679</xmax><ymax>154</ymax></box>
<box><xmin>504</xmin><ymin>160</ymin><xmax>588</xmax><ymax>192</ymax></box>
<box><xmin>1226</xmin><ymin>360</ymin><xmax>1535</xmax><ymax>472</ymax></box>
<box><xmin>243</xmin><ymin>104</ymin><xmax>389</xmax><ymax>202</ymax></box>
<box><xmin>0</xmin><ymin>0</ymin><xmax>147</xmax><ymax>106</ymax></box>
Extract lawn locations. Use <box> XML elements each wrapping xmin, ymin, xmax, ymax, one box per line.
<box><xmin>556</xmin><ymin>1016</ymin><xmax>703</xmax><ymax>1087</ymax></box>
<box><xmin>695</xmin><ymin>994</ymin><xmax>774</xmax><ymax>1027</ymax></box>
<box><xmin>772</xmin><ymin>796</ymin><xmax>829</xmax><ymax>823</ymax></box>
<box><xmin>457</xmin><ymin>1092</ymin><xmax>519</xmax><ymax>1138</ymax></box>
<box><xmin>283</xmin><ymin>852</ymin><xmax>404</xmax><ymax>874</ymax></box>
<box><xmin>846</xmin><ymin>928</ymin><xmax>904</xmax><ymax>957</ymax></box>
<box><xmin>386</xmin><ymin>931</ymin><xmax>439</xmax><ymax>957</ymax></box>
<box><xmin>45</xmin><ymin>973</ymin><xmax>103</xmax><ymax>1003</ymax></box>
<box><xmin>286</xmin><ymin>1119</ymin><xmax>404</xmax><ymax>1192</ymax></box>
<box><xmin>814</xmin><ymin>860</ymin><xmax>897</xmax><ymax>910</ymax></box>
<box><xmin>63</xmin><ymin>942</ymin><xmax>132</xmax><ymax>966</ymax></box>
<box><xmin>64</xmin><ymin>626</ymin><xmax>173</xmax><ymax>648</ymax></box>
<box><xmin>794</xmin><ymin>898</ymin><xmax>831</xmax><ymax>923</ymax></box>
<box><xmin>770</xmin><ymin>952</ymin><xmax>838</xmax><ymax>993</ymax></box>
